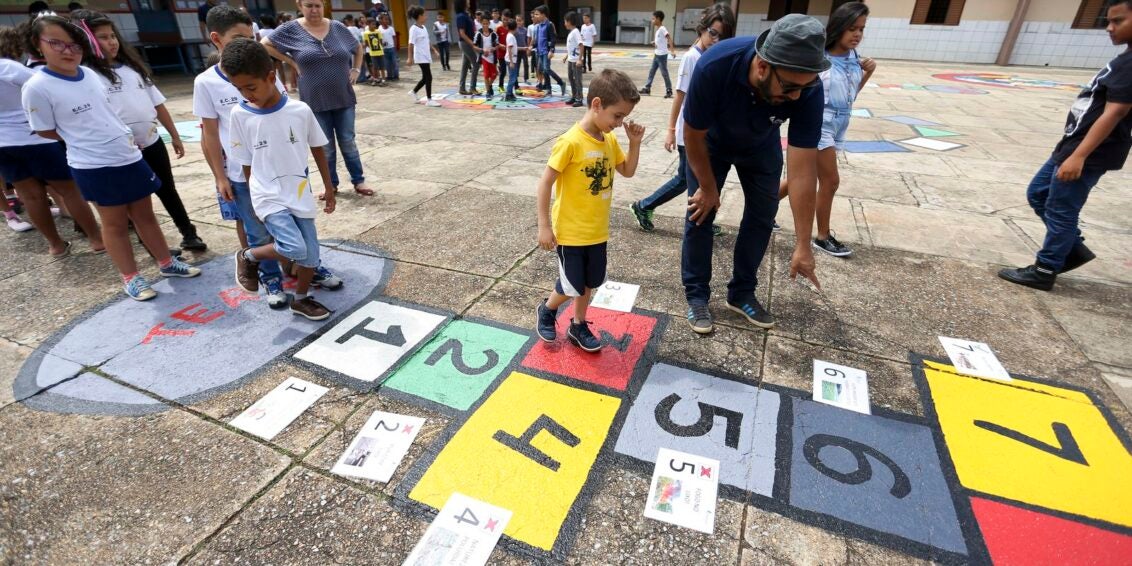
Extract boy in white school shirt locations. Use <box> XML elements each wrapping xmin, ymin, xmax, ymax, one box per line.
<box><xmin>639</xmin><ymin>9</ymin><xmax>674</xmax><ymax>98</ymax></box>
<box><xmin>223</xmin><ymin>39</ymin><xmax>338</xmax><ymax>322</ymax></box>
<box><xmin>580</xmin><ymin>13</ymin><xmax>596</xmax><ymax>72</ymax></box>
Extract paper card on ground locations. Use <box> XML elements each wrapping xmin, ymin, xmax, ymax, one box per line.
<box><xmin>403</xmin><ymin>492</ymin><xmax>513</xmax><ymax>566</ymax></box>
<box><xmin>643</xmin><ymin>448</ymin><xmax>720</xmax><ymax>534</ymax></box>
<box><xmin>332</xmin><ymin>411</ymin><xmax>425</xmax><ymax>483</ymax></box>
<box><xmin>812</xmin><ymin>360</ymin><xmax>871</xmax><ymax>414</ymax></box>
<box><xmin>899</xmin><ymin>137</ymin><xmax>963</xmax><ymax>151</ymax></box>
<box><xmin>590</xmin><ymin>281</ymin><xmax>640</xmax><ymax>313</ymax></box>
<box><xmin>229</xmin><ymin>377</ymin><xmax>328</xmax><ymax>440</ymax></box>
<box><xmin>939</xmin><ymin>337</ymin><xmax>1012</xmax><ymax>382</ymax></box>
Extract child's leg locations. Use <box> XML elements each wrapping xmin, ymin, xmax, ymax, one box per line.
<box><xmin>572</xmin><ymin>286</ymin><xmax>593</xmax><ymax>324</ymax></box>
<box><xmin>814</xmin><ymin>147</ymin><xmax>839</xmax><ymax>240</ymax></box>
<box><xmin>659</xmin><ymin>54</ymin><xmax>672</xmax><ymax>91</ymax></box>
<box><xmin>1025</xmin><ymin>159</ymin><xmax>1057</xmax><ymax>222</ymax></box>
<box><xmin>12</xmin><ymin>179</ymin><xmax>66</xmax><ymax>253</ymax></box>
<box><xmin>93</xmin><ymin>203</ymin><xmax>139</xmax><ymax>277</ymax></box>
<box><xmin>249</xmin><ymin>212</ymin><xmax>319</xmax><ymax>297</ymax></box>
<box><xmin>142</xmin><ymin>139</ymin><xmax>199</xmax><ymax>244</ymax></box>
<box><xmin>236</xmin><ymin>219</ymin><xmax>249</xmax><ymax>248</ymax></box>
<box><xmin>423</xmin><ymin>63</ymin><xmax>433</xmax><ymax>98</ymax></box>
<box><xmin>125</xmin><ymin>197</ymin><xmax>173</xmax><ymax>265</ymax></box>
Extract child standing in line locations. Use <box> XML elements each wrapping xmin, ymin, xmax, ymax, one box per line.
<box><xmin>494</xmin><ymin>9</ymin><xmax>511</xmax><ymax>92</ymax></box>
<box><xmin>535</xmin><ymin>69</ymin><xmax>644</xmax><ymax>352</ymax></box>
<box><xmin>999</xmin><ymin>0</ymin><xmax>1132</xmax><ymax>290</ymax></box>
<box><xmin>474</xmin><ymin>14</ymin><xmax>498</xmax><ymax>98</ymax></box>
<box><xmin>223</xmin><ymin>39</ymin><xmax>337</xmax><ymax>321</ymax></box>
<box><xmin>527</xmin><ymin>15</ymin><xmax>541</xmax><ymax>86</ymax></box>
<box><xmin>563</xmin><ymin>11</ymin><xmax>583</xmax><ymax>108</ymax></box>
<box><xmin>363</xmin><ymin>17</ymin><xmax>386</xmax><ymax>86</ymax></box>
<box><xmin>514</xmin><ymin>14</ymin><xmax>529</xmax><ymax>84</ymax></box>
<box><xmin>74</xmin><ymin>9</ymin><xmax>208</xmax><ymax>253</ymax></box>
<box><xmin>504</xmin><ymin>19</ymin><xmax>519</xmax><ymax>101</ymax></box>
<box><xmin>407</xmin><ymin>6</ymin><xmax>441</xmax><ymax>106</ymax></box>
<box><xmin>580</xmin><ymin>13</ymin><xmax>596</xmax><ymax>72</ymax></box>
<box><xmin>533</xmin><ymin>5</ymin><xmax>565</xmax><ymax>95</ymax></box>
<box><xmin>630</xmin><ymin>3</ymin><xmax>734</xmax><ymax>236</ymax></box>
<box><xmin>434</xmin><ymin>11</ymin><xmax>451</xmax><ymax>71</ymax></box>
<box><xmin>639</xmin><ymin>10</ymin><xmax>673</xmax><ymax>98</ymax></box>
<box><xmin>379</xmin><ymin>13</ymin><xmax>399</xmax><ymax>81</ymax></box>
<box><xmin>777</xmin><ymin>1</ymin><xmax>874</xmax><ymax>258</ymax></box>
<box><xmin>22</xmin><ymin>14</ymin><xmax>201</xmax><ymax>300</ymax></box>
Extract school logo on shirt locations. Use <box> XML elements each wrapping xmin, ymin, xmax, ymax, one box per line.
<box><xmin>219</xmin><ymin>96</ymin><xmax>240</xmax><ymax>107</ymax></box>
<box><xmin>108</xmin><ymin>83</ymin><xmax>124</xmax><ymax>94</ymax></box>
<box><xmin>582</xmin><ymin>150</ymin><xmax>613</xmax><ymax>196</ymax></box>
<box><xmin>288</xmin><ymin>126</ymin><xmax>299</xmax><ymax>144</ymax></box>
<box><xmin>254</xmin><ymin>139</ymin><xmax>269</xmax><ymax>150</ymax></box>
<box><xmin>71</xmin><ymin>103</ymin><xmax>92</xmax><ymax>115</ymax></box>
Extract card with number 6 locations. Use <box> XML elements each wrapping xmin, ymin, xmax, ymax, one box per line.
<box><xmin>643</xmin><ymin>448</ymin><xmax>720</xmax><ymax>534</ymax></box>
<box><xmin>403</xmin><ymin>492</ymin><xmax>513</xmax><ymax>566</ymax></box>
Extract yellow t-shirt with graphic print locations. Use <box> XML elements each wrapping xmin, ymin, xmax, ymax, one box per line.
<box><xmin>362</xmin><ymin>29</ymin><xmax>384</xmax><ymax>57</ymax></box>
<box><xmin>548</xmin><ymin>123</ymin><xmax>626</xmax><ymax>246</ymax></box>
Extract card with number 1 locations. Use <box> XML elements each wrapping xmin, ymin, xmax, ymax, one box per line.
<box><xmin>643</xmin><ymin>448</ymin><xmax>720</xmax><ymax>534</ymax></box>
<box><xmin>403</xmin><ymin>492</ymin><xmax>512</xmax><ymax>566</ymax></box>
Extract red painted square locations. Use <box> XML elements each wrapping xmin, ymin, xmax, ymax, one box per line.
<box><xmin>520</xmin><ymin>307</ymin><xmax>657</xmax><ymax>391</ymax></box>
<box><xmin>971</xmin><ymin>496</ymin><xmax>1132</xmax><ymax>565</ymax></box>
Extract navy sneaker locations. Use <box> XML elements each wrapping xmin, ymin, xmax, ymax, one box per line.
<box><xmin>686</xmin><ymin>303</ymin><xmax>713</xmax><ymax>334</ymax></box>
<box><xmin>998</xmin><ymin>263</ymin><xmax>1055</xmax><ymax>291</ymax></box>
<box><xmin>567</xmin><ymin>320</ymin><xmax>602</xmax><ymax>352</ymax></box>
<box><xmin>726</xmin><ymin>296</ymin><xmax>775</xmax><ymax>329</ymax></box>
<box><xmin>312</xmin><ymin>265</ymin><xmax>343</xmax><ymax>290</ymax></box>
<box><xmin>536</xmin><ymin>300</ymin><xmax>557</xmax><ymax>342</ymax></box>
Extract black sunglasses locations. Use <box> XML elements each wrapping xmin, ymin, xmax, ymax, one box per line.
<box><xmin>771</xmin><ymin>66</ymin><xmax>820</xmax><ymax>94</ymax></box>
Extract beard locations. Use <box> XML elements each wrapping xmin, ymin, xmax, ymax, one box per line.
<box><xmin>754</xmin><ymin>74</ymin><xmax>783</xmax><ymax>105</ymax></box>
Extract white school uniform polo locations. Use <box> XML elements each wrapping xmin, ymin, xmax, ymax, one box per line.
<box><xmin>102</xmin><ymin>64</ymin><xmax>166</xmax><ymax>149</ymax></box>
<box><xmin>654</xmin><ymin>25</ymin><xmax>669</xmax><ymax>56</ymax></box>
<box><xmin>566</xmin><ymin>28</ymin><xmax>581</xmax><ymax>63</ymax></box>
<box><xmin>409</xmin><ymin>24</ymin><xmax>432</xmax><ymax>63</ymax></box>
<box><xmin>581</xmin><ymin>23</ymin><xmax>596</xmax><ymax>47</ymax></box>
<box><xmin>0</xmin><ymin>59</ymin><xmax>53</xmax><ymax>148</ymax></box>
<box><xmin>192</xmin><ymin>64</ymin><xmax>285</xmax><ymax>183</ymax></box>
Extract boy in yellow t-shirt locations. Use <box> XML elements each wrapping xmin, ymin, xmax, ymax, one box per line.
<box><xmin>536</xmin><ymin>69</ymin><xmax>645</xmax><ymax>352</ymax></box>
<box><xmin>362</xmin><ymin>19</ymin><xmax>386</xmax><ymax>86</ymax></box>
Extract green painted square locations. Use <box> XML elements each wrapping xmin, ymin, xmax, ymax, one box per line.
<box><xmin>382</xmin><ymin>320</ymin><xmax>529</xmax><ymax>410</ymax></box>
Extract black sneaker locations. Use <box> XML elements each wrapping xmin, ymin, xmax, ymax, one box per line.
<box><xmin>567</xmin><ymin>320</ymin><xmax>603</xmax><ymax>352</ymax></box>
<box><xmin>772</xmin><ymin>221</ymin><xmax>782</xmax><ymax>233</ymax></box>
<box><xmin>711</xmin><ymin>224</ymin><xmax>724</xmax><ymax>236</ymax></box>
<box><xmin>813</xmin><ymin>235</ymin><xmax>852</xmax><ymax>257</ymax></box>
<box><xmin>180</xmin><ymin>234</ymin><xmax>207</xmax><ymax>252</ymax></box>
<box><xmin>630</xmin><ymin>201</ymin><xmax>654</xmax><ymax>231</ymax></box>
<box><xmin>686</xmin><ymin>303</ymin><xmax>713</xmax><ymax>334</ymax></box>
<box><xmin>664</xmin><ymin>90</ymin><xmax>673</xmax><ymax>98</ymax></box>
<box><xmin>726</xmin><ymin>296</ymin><xmax>775</xmax><ymax>329</ymax></box>
<box><xmin>535</xmin><ymin>300</ymin><xmax>558</xmax><ymax>342</ymax></box>
<box><xmin>1061</xmin><ymin>242</ymin><xmax>1096</xmax><ymax>273</ymax></box>
<box><xmin>638</xmin><ymin>87</ymin><xmax>651</xmax><ymax>96</ymax></box>
<box><xmin>560</xmin><ymin>82</ymin><xmax>568</xmax><ymax>96</ymax></box>
<box><xmin>998</xmin><ymin>263</ymin><xmax>1056</xmax><ymax>291</ymax></box>
<box><xmin>572</xmin><ymin>100</ymin><xmax>584</xmax><ymax>107</ymax></box>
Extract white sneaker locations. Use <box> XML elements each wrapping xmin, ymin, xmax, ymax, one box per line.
<box><xmin>426</xmin><ymin>100</ymin><xmax>442</xmax><ymax>107</ymax></box>
<box><xmin>6</xmin><ymin>216</ymin><xmax>33</xmax><ymax>232</ymax></box>
<box><xmin>408</xmin><ymin>89</ymin><xmax>420</xmax><ymax>102</ymax></box>
<box><xmin>50</xmin><ymin>207</ymin><xmax>61</xmax><ymax>217</ymax></box>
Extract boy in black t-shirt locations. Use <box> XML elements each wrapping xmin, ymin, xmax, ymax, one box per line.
<box><xmin>1000</xmin><ymin>0</ymin><xmax>1132</xmax><ymax>291</ymax></box>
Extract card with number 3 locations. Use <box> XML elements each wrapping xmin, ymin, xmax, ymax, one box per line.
<box><xmin>403</xmin><ymin>492</ymin><xmax>513</xmax><ymax>566</ymax></box>
<box><xmin>643</xmin><ymin>448</ymin><xmax>720</xmax><ymax>534</ymax></box>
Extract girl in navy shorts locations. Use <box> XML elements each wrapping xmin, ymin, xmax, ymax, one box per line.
<box><xmin>21</xmin><ymin>15</ymin><xmax>202</xmax><ymax>301</ymax></box>
<box><xmin>0</xmin><ymin>25</ymin><xmax>103</xmax><ymax>257</ymax></box>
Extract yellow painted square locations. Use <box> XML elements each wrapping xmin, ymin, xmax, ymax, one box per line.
<box><xmin>409</xmin><ymin>371</ymin><xmax>621</xmax><ymax>551</ymax></box>
<box><xmin>925</xmin><ymin>364</ymin><xmax>1132</xmax><ymax>528</ymax></box>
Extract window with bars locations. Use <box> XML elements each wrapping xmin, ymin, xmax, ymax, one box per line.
<box><xmin>767</xmin><ymin>0</ymin><xmax>810</xmax><ymax>21</ymax></box>
<box><xmin>1073</xmin><ymin>0</ymin><xmax>1109</xmax><ymax>30</ymax></box>
<box><xmin>910</xmin><ymin>0</ymin><xmax>966</xmax><ymax>26</ymax></box>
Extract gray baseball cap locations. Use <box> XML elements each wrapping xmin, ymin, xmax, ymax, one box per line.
<box><xmin>755</xmin><ymin>14</ymin><xmax>830</xmax><ymax>73</ymax></box>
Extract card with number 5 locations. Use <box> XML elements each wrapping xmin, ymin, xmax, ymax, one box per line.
<box><xmin>643</xmin><ymin>448</ymin><xmax>720</xmax><ymax>534</ymax></box>
<box><xmin>403</xmin><ymin>492</ymin><xmax>512</xmax><ymax>566</ymax></box>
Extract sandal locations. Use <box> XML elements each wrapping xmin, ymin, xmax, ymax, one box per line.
<box><xmin>50</xmin><ymin>241</ymin><xmax>72</xmax><ymax>258</ymax></box>
<box><xmin>353</xmin><ymin>184</ymin><xmax>375</xmax><ymax>196</ymax></box>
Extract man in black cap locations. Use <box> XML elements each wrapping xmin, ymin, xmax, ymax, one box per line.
<box><xmin>680</xmin><ymin>14</ymin><xmax>827</xmax><ymax>334</ymax></box>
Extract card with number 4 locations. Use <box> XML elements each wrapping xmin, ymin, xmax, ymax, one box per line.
<box><xmin>939</xmin><ymin>336</ymin><xmax>1012</xmax><ymax>382</ymax></box>
<box><xmin>403</xmin><ymin>492</ymin><xmax>512</xmax><ymax>566</ymax></box>
<box><xmin>643</xmin><ymin>448</ymin><xmax>720</xmax><ymax>534</ymax></box>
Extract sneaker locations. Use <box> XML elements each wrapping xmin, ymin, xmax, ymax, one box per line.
<box><xmin>50</xmin><ymin>207</ymin><xmax>61</xmax><ymax>217</ymax></box>
<box><xmin>639</xmin><ymin>87</ymin><xmax>651</xmax><ymax>95</ymax></box>
<box><xmin>711</xmin><ymin>224</ymin><xmax>724</xmax><ymax>236</ymax></box>
<box><xmin>998</xmin><ymin>263</ymin><xmax>1055</xmax><ymax>291</ymax></box>
<box><xmin>630</xmin><ymin>201</ymin><xmax>655</xmax><ymax>231</ymax></box>
<box><xmin>726</xmin><ymin>296</ymin><xmax>775</xmax><ymax>329</ymax></box>
<box><xmin>571</xmin><ymin>100</ymin><xmax>584</xmax><ymax>107</ymax></box>
<box><xmin>426</xmin><ymin>100</ymin><xmax>442</xmax><ymax>107</ymax></box>
<box><xmin>291</xmin><ymin>296</ymin><xmax>331</xmax><ymax>321</ymax></box>
<box><xmin>772</xmin><ymin>221</ymin><xmax>782</xmax><ymax>233</ymax></box>
<box><xmin>686</xmin><ymin>303</ymin><xmax>713</xmax><ymax>334</ymax></box>
<box><xmin>179</xmin><ymin>234</ymin><xmax>207</xmax><ymax>252</ymax></box>
<box><xmin>559</xmin><ymin>82</ymin><xmax>567</xmax><ymax>96</ymax></box>
<box><xmin>535</xmin><ymin>299</ymin><xmax>558</xmax><ymax>342</ymax></box>
<box><xmin>813</xmin><ymin>234</ymin><xmax>852</xmax><ymax>257</ymax></box>
<box><xmin>408</xmin><ymin>89</ymin><xmax>420</xmax><ymax>102</ymax></box>
<box><xmin>6</xmin><ymin>216</ymin><xmax>32</xmax><ymax>232</ymax></box>
<box><xmin>312</xmin><ymin>265</ymin><xmax>344</xmax><ymax>290</ymax></box>
<box><xmin>124</xmin><ymin>274</ymin><xmax>157</xmax><ymax>301</ymax></box>
<box><xmin>567</xmin><ymin>320</ymin><xmax>603</xmax><ymax>352</ymax></box>
<box><xmin>1061</xmin><ymin>242</ymin><xmax>1096</xmax><ymax>273</ymax></box>
<box><xmin>160</xmin><ymin>257</ymin><xmax>202</xmax><ymax>278</ymax></box>
<box><xmin>263</xmin><ymin>278</ymin><xmax>288</xmax><ymax>309</ymax></box>
<box><xmin>664</xmin><ymin>90</ymin><xmax>673</xmax><ymax>99</ymax></box>
<box><xmin>235</xmin><ymin>249</ymin><xmax>259</xmax><ymax>292</ymax></box>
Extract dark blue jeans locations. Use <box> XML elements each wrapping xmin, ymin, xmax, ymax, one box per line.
<box><xmin>313</xmin><ymin>106</ymin><xmax>365</xmax><ymax>188</ymax></box>
<box><xmin>640</xmin><ymin>145</ymin><xmax>686</xmax><ymax>210</ymax></box>
<box><xmin>645</xmin><ymin>53</ymin><xmax>671</xmax><ymax>91</ymax></box>
<box><xmin>1026</xmin><ymin>157</ymin><xmax>1104</xmax><ymax>270</ymax></box>
<box><xmin>681</xmin><ymin>139</ymin><xmax>782</xmax><ymax>305</ymax></box>
<box><xmin>538</xmin><ymin>51</ymin><xmax>562</xmax><ymax>90</ymax></box>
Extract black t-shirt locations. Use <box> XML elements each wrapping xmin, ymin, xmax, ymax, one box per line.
<box><xmin>1052</xmin><ymin>50</ymin><xmax>1132</xmax><ymax>171</ymax></box>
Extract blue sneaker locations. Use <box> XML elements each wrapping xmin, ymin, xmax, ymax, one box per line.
<box><xmin>263</xmin><ymin>278</ymin><xmax>288</xmax><ymax>309</ymax></box>
<box><xmin>686</xmin><ymin>303</ymin><xmax>713</xmax><ymax>334</ymax></box>
<box><xmin>726</xmin><ymin>296</ymin><xmax>775</xmax><ymax>329</ymax></box>
<box><xmin>535</xmin><ymin>300</ymin><xmax>557</xmax><ymax>342</ymax></box>
<box><xmin>567</xmin><ymin>320</ymin><xmax>602</xmax><ymax>352</ymax></box>
<box><xmin>124</xmin><ymin>275</ymin><xmax>156</xmax><ymax>301</ymax></box>
<box><xmin>160</xmin><ymin>257</ymin><xmax>201</xmax><ymax>278</ymax></box>
<box><xmin>312</xmin><ymin>265</ymin><xmax>343</xmax><ymax>290</ymax></box>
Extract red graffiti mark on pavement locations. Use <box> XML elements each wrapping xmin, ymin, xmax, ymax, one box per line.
<box><xmin>141</xmin><ymin>323</ymin><xmax>196</xmax><ymax>345</ymax></box>
<box><xmin>219</xmin><ymin>287</ymin><xmax>261</xmax><ymax>308</ymax></box>
<box><xmin>171</xmin><ymin>303</ymin><xmax>225</xmax><ymax>325</ymax></box>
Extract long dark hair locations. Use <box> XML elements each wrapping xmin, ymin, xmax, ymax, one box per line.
<box><xmin>697</xmin><ymin>2</ymin><xmax>735</xmax><ymax>40</ymax></box>
<box><xmin>70</xmin><ymin>9</ymin><xmax>153</xmax><ymax>85</ymax></box>
<box><xmin>25</xmin><ymin>13</ymin><xmax>116</xmax><ymax>82</ymax></box>
<box><xmin>825</xmin><ymin>1</ymin><xmax>868</xmax><ymax>51</ymax></box>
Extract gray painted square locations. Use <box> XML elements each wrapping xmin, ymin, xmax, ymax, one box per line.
<box><xmin>614</xmin><ymin>363</ymin><xmax>779</xmax><ymax>496</ymax></box>
<box><xmin>788</xmin><ymin>397</ymin><xmax>967</xmax><ymax>554</ymax></box>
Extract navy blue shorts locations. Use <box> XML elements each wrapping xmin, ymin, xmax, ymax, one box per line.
<box><xmin>70</xmin><ymin>158</ymin><xmax>161</xmax><ymax>207</ymax></box>
<box><xmin>0</xmin><ymin>142</ymin><xmax>71</xmax><ymax>183</ymax></box>
<box><xmin>555</xmin><ymin>242</ymin><xmax>607</xmax><ymax>297</ymax></box>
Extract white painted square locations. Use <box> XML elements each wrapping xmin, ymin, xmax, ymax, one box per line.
<box><xmin>230</xmin><ymin>377</ymin><xmax>329</xmax><ymax>440</ymax></box>
<box><xmin>295</xmin><ymin>301</ymin><xmax>446</xmax><ymax>382</ymax></box>
<box><xmin>812</xmin><ymin>360</ymin><xmax>871</xmax><ymax>415</ymax></box>
<box><xmin>590</xmin><ymin>281</ymin><xmax>641</xmax><ymax>313</ymax></box>
<box><xmin>643</xmin><ymin>448</ymin><xmax>720</xmax><ymax>534</ymax></box>
<box><xmin>332</xmin><ymin>410</ymin><xmax>425</xmax><ymax>483</ymax></box>
<box><xmin>939</xmin><ymin>337</ymin><xmax>1012</xmax><ymax>382</ymax></box>
<box><xmin>403</xmin><ymin>493</ymin><xmax>512</xmax><ymax>566</ymax></box>
<box><xmin>899</xmin><ymin>137</ymin><xmax>963</xmax><ymax>152</ymax></box>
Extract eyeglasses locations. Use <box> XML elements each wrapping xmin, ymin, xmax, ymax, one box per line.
<box><xmin>39</xmin><ymin>37</ymin><xmax>84</xmax><ymax>55</ymax></box>
<box><xmin>771</xmin><ymin>66</ymin><xmax>820</xmax><ymax>94</ymax></box>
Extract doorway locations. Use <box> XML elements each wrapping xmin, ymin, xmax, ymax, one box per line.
<box><xmin>599</xmin><ymin>0</ymin><xmax>616</xmax><ymax>41</ymax></box>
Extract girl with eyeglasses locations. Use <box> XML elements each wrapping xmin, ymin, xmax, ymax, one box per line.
<box><xmin>21</xmin><ymin>14</ymin><xmax>201</xmax><ymax>300</ymax></box>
